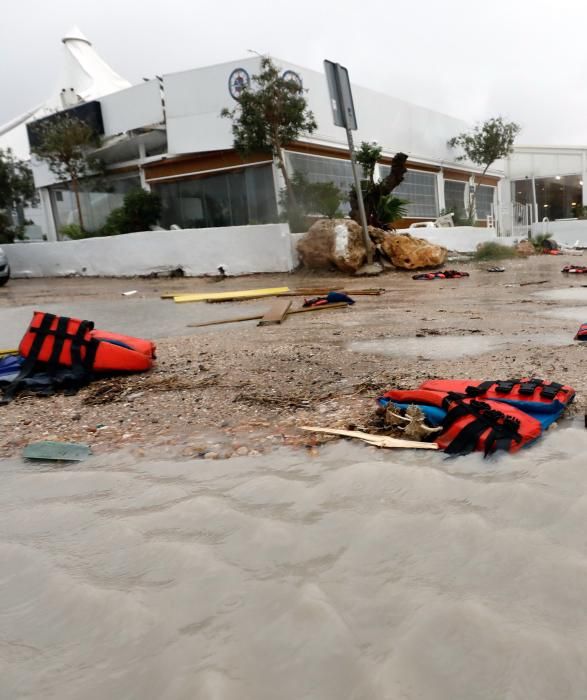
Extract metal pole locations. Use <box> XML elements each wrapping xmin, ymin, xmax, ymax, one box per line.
<box><xmin>346</xmin><ymin>127</ymin><xmax>372</xmax><ymax>264</ymax></box>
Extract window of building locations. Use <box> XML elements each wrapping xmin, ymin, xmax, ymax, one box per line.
<box><xmin>286</xmin><ymin>152</ymin><xmax>356</xmax><ymax>193</ymax></box>
<box><xmin>443</xmin><ymin>180</ymin><xmax>466</xmax><ymax>217</ymax></box>
<box><xmin>153</xmin><ymin>164</ymin><xmax>277</xmax><ymax>229</ymax></box>
<box><xmin>512</xmin><ymin>175</ymin><xmax>582</xmax><ymax>219</ymax></box>
<box><xmin>475</xmin><ymin>185</ymin><xmax>495</xmax><ymax>220</ymax></box>
<box><xmin>379</xmin><ymin>167</ymin><xmax>438</xmax><ymax>218</ymax></box>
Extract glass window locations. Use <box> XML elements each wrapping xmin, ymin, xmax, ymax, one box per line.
<box><xmin>444</xmin><ymin>180</ymin><xmax>466</xmax><ymax>217</ymax></box>
<box><xmin>50</xmin><ymin>175</ymin><xmax>141</xmax><ymax>233</ymax></box>
<box><xmin>154</xmin><ymin>164</ymin><xmax>277</xmax><ymax>229</ymax></box>
<box><xmin>286</xmin><ymin>152</ymin><xmax>354</xmax><ymax>212</ymax></box>
<box><xmin>380</xmin><ymin>167</ymin><xmax>438</xmax><ymax>218</ymax></box>
<box><xmin>475</xmin><ymin>185</ymin><xmax>495</xmax><ymax>220</ymax></box>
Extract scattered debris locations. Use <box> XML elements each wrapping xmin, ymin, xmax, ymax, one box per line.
<box><xmin>23</xmin><ymin>440</ymin><xmax>92</xmax><ymax>462</ymax></box>
<box><xmin>562</xmin><ymin>265</ymin><xmax>587</xmax><ymax>274</ymax></box>
<box><xmin>486</xmin><ymin>266</ymin><xmax>505</xmax><ymax>272</ymax></box>
<box><xmin>301</xmin><ymin>426</ymin><xmax>439</xmax><ymax>450</ymax></box>
<box><xmin>122</xmin><ymin>290</ymin><xmax>138</xmax><ymax>296</ymax></box>
<box><xmin>412</xmin><ymin>270</ymin><xmax>470</xmax><ymax>280</ymax></box>
<box><xmin>187</xmin><ymin>302</ymin><xmax>350</xmax><ymax>328</ymax></box>
<box><xmin>303</xmin><ymin>292</ymin><xmax>355</xmax><ymax>308</ymax></box>
<box><xmin>258</xmin><ymin>299</ymin><xmax>292</xmax><ymax>326</ymax></box>
<box><xmin>171</xmin><ymin>287</ymin><xmax>290</xmax><ymax>303</ymax></box>
<box><xmin>519</xmin><ymin>279</ymin><xmax>548</xmax><ymax>287</ymax></box>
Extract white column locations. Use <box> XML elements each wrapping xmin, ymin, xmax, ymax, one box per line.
<box><xmin>436</xmin><ymin>169</ymin><xmax>445</xmax><ymax>213</ymax></box>
<box><xmin>138</xmin><ymin>142</ymin><xmax>150</xmax><ymax>192</ymax></box>
<box><xmin>581</xmin><ymin>152</ymin><xmax>587</xmax><ymax>212</ymax></box>
<box><xmin>39</xmin><ymin>188</ymin><xmax>58</xmax><ymax>241</ymax></box>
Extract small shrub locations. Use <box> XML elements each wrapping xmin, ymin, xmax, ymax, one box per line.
<box><xmin>531</xmin><ymin>232</ymin><xmax>554</xmax><ymax>253</ymax></box>
<box><xmin>60</xmin><ymin>223</ymin><xmax>86</xmax><ymax>240</ymax></box>
<box><xmin>473</xmin><ymin>241</ymin><xmax>518</xmax><ymax>261</ymax></box>
<box><xmin>100</xmin><ymin>189</ymin><xmax>161</xmax><ymax>236</ymax></box>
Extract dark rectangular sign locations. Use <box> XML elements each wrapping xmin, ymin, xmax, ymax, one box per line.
<box><xmin>27</xmin><ymin>100</ymin><xmax>104</xmax><ymax>149</ymax></box>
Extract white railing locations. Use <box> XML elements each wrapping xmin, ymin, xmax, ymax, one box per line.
<box><xmin>493</xmin><ymin>202</ymin><xmax>534</xmax><ymax>237</ymax></box>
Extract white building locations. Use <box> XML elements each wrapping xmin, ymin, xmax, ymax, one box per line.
<box><xmin>1</xmin><ymin>29</ymin><xmax>504</xmax><ymax>243</ymax></box>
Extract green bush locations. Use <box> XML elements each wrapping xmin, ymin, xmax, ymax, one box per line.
<box><xmin>280</xmin><ymin>172</ymin><xmax>344</xmax><ymax>231</ymax></box>
<box><xmin>100</xmin><ymin>189</ymin><xmax>161</xmax><ymax>236</ymax></box>
<box><xmin>59</xmin><ymin>223</ymin><xmax>86</xmax><ymax>240</ymax></box>
<box><xmin>473</xmin><ymin>241</ymin><xmax>519</xmax><ymax>261</ymax></box>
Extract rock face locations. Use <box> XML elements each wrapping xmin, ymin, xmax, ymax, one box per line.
<box><xmin>380</xmin><ymin>233</ymin><xmax>447</xmax><ymax>270</ymax></box>
<box><xmin>297</xmin><ymin>219</ymin><xmax>374</xmax><ymax>274</ymax></box>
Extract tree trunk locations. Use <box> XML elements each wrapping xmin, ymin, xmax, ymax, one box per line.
<box><xmin>468</xmin><ymin>164</ymin><xmax>491</xmax><ymax>225</ymax></box>
<box><xmin>275</xmin><ymin>145</ymin><xmax>297</xmax><ymax>208</ymax></box>
<box><xmin>71</xmin><ymin>177</ymin><xmax>85</xmax><ymax>231</ymax></box>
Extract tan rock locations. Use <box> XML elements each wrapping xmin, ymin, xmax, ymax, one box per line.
<box><xmin>380</xmin><ymin>233</ymin><xmax>447</xmax><ymax>270</ymax></box>
<box><xmin>516</xmin><ymin>239</ymin><xmax>535</xmax><ymax>256</ymax></box>
<box><xmin>297</xmin><ymin>219</ymin><xmax>375</xmax><ymax>274</ymax></box>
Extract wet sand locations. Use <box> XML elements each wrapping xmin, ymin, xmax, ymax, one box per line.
<box><xmin>0</xmin><ymin>255</ymin><xmax>585</xmax><ymax>457</ymax></box>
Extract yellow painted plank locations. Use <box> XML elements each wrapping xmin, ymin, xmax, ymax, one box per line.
<box><xmin>0</xmin><ymin>349</ymin><xmax>18</xmax><ymax>358</ymax></box>
<box><xmin>173</xmin><ymin>287</ymin><xmax>290</xmax><ymax>303</ymax></box>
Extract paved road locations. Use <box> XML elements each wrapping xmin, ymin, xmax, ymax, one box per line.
<box><xmin>0</xmin><ymin>283</ymin><xmax>268</xmax><ymax>347</ymax></box>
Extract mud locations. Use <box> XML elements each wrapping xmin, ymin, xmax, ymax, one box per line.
<box><xmin>0</xmin><ymin>255</ymin><xmax>585</xmax><ymax>457</ymax></box>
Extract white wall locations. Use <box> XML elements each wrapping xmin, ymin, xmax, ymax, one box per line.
<box><xmin>397</xmin><ymin>226</ymin><xmax>508</xmax><ymax>252</ymax></box>
<box><xmin>100</xmin><ymin>80</ymin><xmax>164</xmax><ymax>136</ymax></box>
<box><xmin>508</xmin><ymin>147</ymin><xmax>586</xmax><ymax>179</ymax></box>
<box><xmin>163</xmin><ymin>57</ymin><xmax>496</xmax><ymax>172</ymax></box>
<box><xmin>3</xmin><ymin>224</ymin><xmax>296</xmax><ymax>277</ymax></box>
<box><xmin>530</xmin><ymin>219</ymin><xmax>587</xmax><ymax>246</ymax></box>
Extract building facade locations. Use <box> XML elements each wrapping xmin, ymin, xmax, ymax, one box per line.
<box><xmin>14</xmin><ymin>50</ymin><xmax>503</xmax><ymax>240</ymax></box>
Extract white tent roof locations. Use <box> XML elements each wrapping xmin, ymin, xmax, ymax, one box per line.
<box><xmin>0</xmin><ymin>27</ymin><xmax>131</xmax><ymax>159</ymax></box>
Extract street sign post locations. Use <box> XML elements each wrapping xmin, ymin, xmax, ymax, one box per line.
<box><xmin>324</xmin><ymin>60</ymin><xmax>372</xmax><ymax>264</ymax></box>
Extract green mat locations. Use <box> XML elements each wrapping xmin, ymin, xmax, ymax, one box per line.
<box><xmin>23</xmin><ymin>441</ymin><xmax>92</xmax><ymax>462</ymax></box>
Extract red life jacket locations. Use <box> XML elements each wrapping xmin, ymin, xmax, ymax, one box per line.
<box><xmin>419</xmin><ymin>378</ymin><xmax>575</xmax><ymax>406</ymax></box>
<box><xmin>18</xmin><ymin>311</ymin><xmax>155</xmax><ymax>373</ymax></box>
<box><xmin>381</xmin><ymin>388</ymin><xmax>542</xmax><ymax>455</ymax></box>
<box><xmin>575</xmin><ymin>323</ymin><xmax>587</xmax><ymax>341</ymax></box>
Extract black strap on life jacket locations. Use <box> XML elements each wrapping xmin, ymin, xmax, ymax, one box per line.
<box><xmin>441</xmin><ymin>395</ymin><xmax>523</xmax><ymax>456</ymax></box>
<box><xmin>464</xmin><ymin>378</ymin><xmax>567</xmax><ymax>402</ymax></box>
<box><xmin>0</xmin><ymin>313</ymin><xmax>100</xmax><ymax>405</ymax></box>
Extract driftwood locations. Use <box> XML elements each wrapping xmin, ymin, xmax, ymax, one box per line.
<box><xmin>301</xmin><ymin>426</ymin><xmax>438</xmax><ymax>450</ymax></box>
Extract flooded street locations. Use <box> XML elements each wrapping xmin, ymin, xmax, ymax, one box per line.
<box><xmin>2</xmin><ymin>428</ymin><xmax>587</xmax><ymax>700</ymax></box>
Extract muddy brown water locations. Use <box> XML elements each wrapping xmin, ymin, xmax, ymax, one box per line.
<box><xmin>2</xmin><ymin>429</ymin><xmax>587</xmax><ymax>700</ymax></box>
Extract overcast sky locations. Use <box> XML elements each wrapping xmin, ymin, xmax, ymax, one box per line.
<box><xmin>1</xmin><ymin>0</ymin><xmax>586</xmax><ymax>144</ymax></box>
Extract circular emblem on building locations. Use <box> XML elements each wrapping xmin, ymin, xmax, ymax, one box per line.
<box><xmin>228</xmin><ymin>68</ymin><xmax>250</xmax><ymax>100</ymax></box>
<box><xmin>282</xmin><ymin>70</ymin><xmax>303</xmax><ymax>89</ymax></box>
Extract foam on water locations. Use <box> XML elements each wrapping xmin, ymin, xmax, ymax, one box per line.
<box><xmin>2</xmin><ymin>429</ymin><xmax>587</xmax><ymax>699</ymax></box>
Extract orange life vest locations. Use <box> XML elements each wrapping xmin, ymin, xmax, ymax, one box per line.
<box><xmin>381</xmin><ymin>388</ymin><xmax>543</xmax><ymax>455</ymax></box>
<box><xmin>18</xmin><ymin>311</ymin><xmax>155</xmax><ymax>373</ymax></box>
<box><xmin>419</xmin><ymin>378</ymin><xmax>574</xmax><ymax>406</ymax></box>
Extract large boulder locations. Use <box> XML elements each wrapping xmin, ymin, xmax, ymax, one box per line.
<box><xmin>297</xmin><ymin>219</ymin><xmax>375</xmax><ymax>274</ymax></box>
<box><xmin>380</xmin><ymin>232</ymin><xmax>447</xmax><ymax>270</ymax></box>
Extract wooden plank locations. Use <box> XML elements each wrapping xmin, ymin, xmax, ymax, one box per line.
<box><xmin>23</xmin><ymin>441</ymin><xmax>92</xmax><ymax>462</ymax></box>
<box><xmin>187</xmin><ymin>302</ymin><xmax>349</xmax><ymax>328</ymax></box>
<box><xmin>301</xmin><ymin>427</ymin><xmax>439</xmax><ymax>450</ymax></box>
<box><xmin>0</xmin><ymin>349</ymin><xmax>19</xmax><ymax>358</ymax></box>
<box><xmin>258</xmin><ymin>299</ymin><xmax>292</xmax><ymax>326</ymax></box>
<box><xmin>173</xmin><ymin>287</ymin><xmax>290</xmax><ymax>303</ymax></box>
<box><xmin>287</xmin><ymin>287</ymin><xmax>385</xmax><ymax>296</ymax></box>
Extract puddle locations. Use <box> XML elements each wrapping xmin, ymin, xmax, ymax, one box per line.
<box><xmin>349</xmin><ymin>334</ymin><xmax>571</xmax><ymax>360</ymax></box>
<box><xmin>540</xmin><ymin>307</ymin><xmax>587</xmax><ymax>322</ymax></box>
<box><xmin>535</xmin><ymin>288</ymin><xmax>587</xmax><ymax>302</ymax></box>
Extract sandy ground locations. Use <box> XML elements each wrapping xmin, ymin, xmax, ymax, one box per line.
<box><xmin>1</xmin><ymin>255</ymin><xmax>585</xmax><ymax>458</ymax></box>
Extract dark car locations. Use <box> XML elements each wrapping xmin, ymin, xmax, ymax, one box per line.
<box><xmin>0</xmin><ymin>247</ymin><xmax>10</xmax><ymax>286</ymax></box>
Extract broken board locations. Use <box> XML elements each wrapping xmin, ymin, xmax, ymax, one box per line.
<box><xmin>301</xmin><ymin>426</ymin><xmax>439</xmax><ymax>450</ymax></box>
<box><xmin>258</xmin><ymin>299</ymin><xmax>292</xmax><ymax>326</ymax></box>
<box><xmin>172</xmin><ymin>287</ymin><xmax>290</xmax><ymax>303</ymax></box>
<box><xmin>23</xmin><ymin>441</ymin><xmax>92</xmax><ymax>462</ymax></box>
<box><xmin>187</xmin><ymin>302</ymin><xmax>350</xmax><ymax>328</ymax></box>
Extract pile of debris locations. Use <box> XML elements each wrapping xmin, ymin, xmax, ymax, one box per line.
<box><xmin>297</xmin><ymin>218</ymin><xmax>448</xmax><ymax>274</ymax></box>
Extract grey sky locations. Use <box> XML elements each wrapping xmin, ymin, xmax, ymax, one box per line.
<box><xmin>1</xmin><ymin>0</ymin><xmax>585</xmax><ymax>145</ymax></box>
